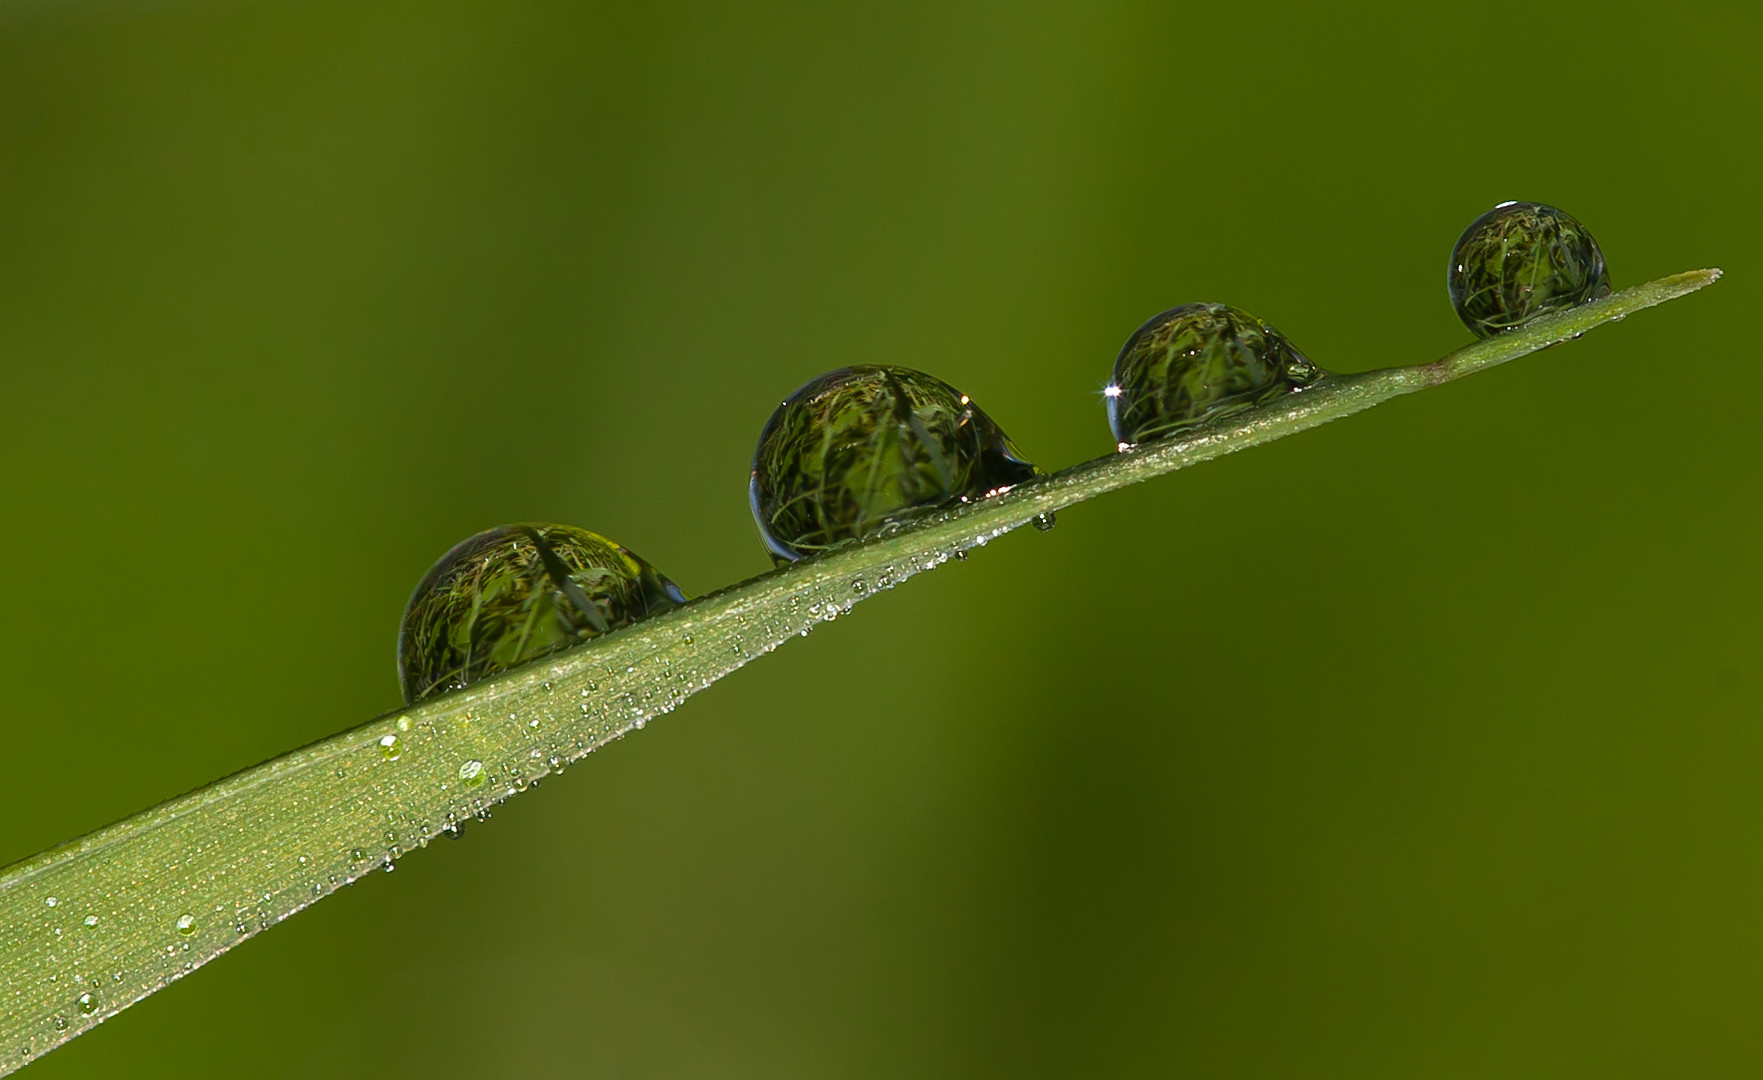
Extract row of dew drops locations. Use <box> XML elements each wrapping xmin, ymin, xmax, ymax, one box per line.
<box><xmin>20</xmin><ymin>200</ymin><xmax>1609</xmax><ymax>1060</ymax></box>
<box><xmin>397</xmin><ymin>198</ymin><xmax>1611</xmax><ymax>716</ymax></box>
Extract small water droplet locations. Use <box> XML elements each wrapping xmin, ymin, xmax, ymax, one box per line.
<box><xmin>459</xmin><ymin>759</ymin><xmax>486</xmax><ymax>788</ymax></box>
<box><xmin>378</xmin><ymin>734</ymin><xmax>402</xmax><ymax>760</ymax></box>
<box><xmin>44</xmin><ymin>897</ymin><xmax>57</xmax><ymax>908</ymax></box>
<box><xmin>52</xmin><ymin>1018</ymin><xmax>67</xmax><ymax>1032</ymax></box>
<box><xmin>1031</xmin><ymin>512</ymin><xmax>1056</xmax><ymax>532</ymax></box>
<box><xmin>83</xmin><ymin>915</ymin><xmax>98</xmax><ymax>928</ymax></box>
<box><xmin>350</xmin><ymin>848</ymin><xmax>366</xmax><ymax>861</ymax></box>
<box><xmin>175</xmin><ymin>914</ymin><xmax>195</xmax><ymax>936</ymax></box>
<box><xmin>395</xmin><ymin>716</ymin><xmax>411</xmax><ymax>733</ymax></box>
<box><xmin>76</xmin><ymin>993</ymin><xmax>96</xmax><ymax>1016</ymax></box>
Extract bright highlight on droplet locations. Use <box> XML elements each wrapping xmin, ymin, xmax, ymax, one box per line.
<box><xmin>459</xmin><ymin>759</ymin><xmax>486</xmax><ymax>788</ymax></box>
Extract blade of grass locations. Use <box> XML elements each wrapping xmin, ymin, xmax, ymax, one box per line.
<box><xmin>0</xmin><ymin>268</ymin><xmax>1721</xmax><ymax>1072</ymax></box>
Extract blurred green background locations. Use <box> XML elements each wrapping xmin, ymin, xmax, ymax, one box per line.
<box><xmin>2</xmin><ymin>0</ymin><xmax>1758</xmax><ymax>1075</ymax></box>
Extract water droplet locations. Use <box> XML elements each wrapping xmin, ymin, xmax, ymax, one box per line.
<box><xmin>378</xmin><ymin>734</ymin><xmax>402</xmax><ymax>760</ymax></box>
<box><xmin>83</xmin><ymin>915</ymin><xmax>98</xmax><ymax>928</ymax></box>
<box><xmin>750</xmin><ymin>366</ymin><xmax>1038</xmax><ymax>563</ymax></box>
<box><xmin>1031</xmin><ymin>512</ymin><xmax>1056</xmax><ymax>532</ymax></box>
<box><xmin>398</xmin><ymin>524</ymin><xmax>687</xmax><ymax>704</ymax></box>
<box><xmin>350</xmin><ymin>848</ymin><xmax>366</xmax><ymax>861</ymax></box>
<box><xmin>1447</xmin><ymin>201</ymin><xmax>1610</xmax><ymax>337</ymax></box>
<box><xmin>52</xmin><ymin>1018</ymin><xmax>67</xmax><ymax>1032</ymax></box>
<box><xmin>76</xmin><ymin>993</ymin><xmax>96</xmax><ymax>1016</ymax></box>
<box><xmin>1107</xmin><ymin>303</ymin><xmax>1323</xmax><ymax>446</ymax></box>
<box><xmin>44</xmin><ymin>897</ymin><xmax>57</xmax><ymax>908</ymax></box>
<box><xmin>175</xmin><ymin>914</ymin><xmax>195</xmax><ymax>936</ymax></box>
<box><xmin>395</xmin><ymin>716</ymin><xmax>411</xmax><ymax>733</ymax></box>
<box><xmin>459</xmin><ymin>759</ymin><xmax>486</xmax><ymax>788</ymax></box>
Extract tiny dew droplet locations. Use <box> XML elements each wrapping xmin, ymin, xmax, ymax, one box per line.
<box><xmin>44</xmin><ymin>897</ymin><xmax>57</xmax><ymax>908</ymax></box>
<box><xmin>1031</xmin><ymin>512</ymin><xmax>1056</xmax><ymax>532</ymax></box>
<box><xmin>52</xmin><ymin>1018</ymin><xmax>67</xmax><ymax>1032</ymax></box>
<box><xmin>1107</xmin><ymin>303</ymin><xmax>1323</xmax><ymax>446</ymax></box>
<box><xmin>175</xmin><ymin>914</ymin><xmax>195</xmax><ymax>936</ymax></box>
<box><xmin>750</xmin><ymin>366</ymin><xmax>1038</xmax><ymax>563</ymax></box>
<box><xmin>350</xmin><ymin>848</ymin><xmax>366</xmax><ymax>861</ymax></box>
<box><xmin>398</xmin><ymin>524</ymin><xmax>687</xmax><ymax>704</ymax></box>
<box><xmin>1447</xmin><ymin>200</ymin><xmax>1610</xmax><ymax>337</ymax></box>
<box><xmin>459</xmin><ymin>759</ymin><xmax>486</xmax><ymax>788</ymax></box>
<box><xmin>76</xmin><ymin>993</ymin><xmax>96</xmax><ymax>1016</ymax></box>
<box><xmin>395</xmin><ymin>716</ymin><xmax>411</xmax><ymax>733</ymax></box>
<box><xmin>378</xmin><ymin>734</ymin><xmax>402</xmax><ymax>760</ymax></box>
<box><xmin>83</xmin><ymin>915</ymin><xmax>98</xmax><ymax>928</ymax></box>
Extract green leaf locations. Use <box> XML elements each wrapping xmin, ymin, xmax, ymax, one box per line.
<box><xmin>0</xmin><ymin>268</ymin><xmax>1721</xmax><ymax>1073</ymax></box>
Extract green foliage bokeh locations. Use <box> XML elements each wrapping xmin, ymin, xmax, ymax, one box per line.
<box><xmin>1</xmin><ymin>1</ymin><xmax>1758</xmax><ymax>1076</ymax></box>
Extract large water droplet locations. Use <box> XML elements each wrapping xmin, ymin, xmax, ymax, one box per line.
<box><xmin>76</xmin><ymin>993</ymin><xmax>96</xmax><ymax>1016</ymax></box>
<box><xmin>399</xmin><ymin>524</ymin><xmax>687</xmax><ymax>703</ymax></box>
<box><xmin>750</xmin><ymin>366</ymin><xmax>1038</xmax><ymax>563</ymax></box>
<box><xmin>175</xmin><ymin>914</ymin><xmax>195</xmax><ymax>937</ymax></box>
<box><xmin>1107</xmin><ymin>303</ymin><xmax>1322</xmax><ymax>446</ymax></box>
<box><xmin>378</xmin><ymin>734</ymin><xmax>402</xmax><ymax>760</ymax></box>
<box><xmin>1447</xmin><ymin>200</ymin><xmax>1610</xmax><ymax>337</ymax></box>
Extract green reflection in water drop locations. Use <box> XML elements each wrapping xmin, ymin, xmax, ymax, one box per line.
<box><xmin>750</xmin><ymin>365</ymin><xmax>1038</xmax><ymax>563</ymax></box>
<box><xmin>459</xmin><ymin>759</ymin><xmax>486</xmax><ymax>788</ymax></box>
<box><xmin>1448</xmin><ymin>200</ymin><xmax>1610</xmax><ymax>337</ymax></box>
<box><xmin>1106</xmin><ymin>303</ymin><xmax>1322</xmax><ymax>446</ymax></box>
<box><xmin>399</xmin><ymin>524</ymin><xmax>686</xmax><ymax>703</ymax></box>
